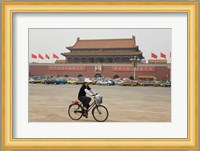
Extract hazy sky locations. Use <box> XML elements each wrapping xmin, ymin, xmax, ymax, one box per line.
<box><xmin>29</xmin><ymin>28</ymin><xmax>172</xmax><ymax>63</ymax></box>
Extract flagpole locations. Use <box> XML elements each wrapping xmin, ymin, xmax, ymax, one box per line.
<box><xmin>160</xmin><ymin>52</ymin><xmax>162</xmax><ymax>59</ymax></box>
<box><xmin>160</xmin><ymin>52</ymin><xmax>161</xmax><ymax>59</ymax></box>
<box><xmin>170</xmin><ymin>51</ymin><xmax>171</xmax><ymax>63</ymax></box>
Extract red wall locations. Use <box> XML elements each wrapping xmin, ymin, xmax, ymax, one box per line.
<box><xmin>29</xmin><ymin>64</ymin><xmax>170</xmax><ymax>81</ymax></box>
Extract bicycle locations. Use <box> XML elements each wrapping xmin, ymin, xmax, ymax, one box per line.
<box><xmin>68</xmin><ymin>93</ymin><xmax>109</xmax><ymax>122</ymax></box>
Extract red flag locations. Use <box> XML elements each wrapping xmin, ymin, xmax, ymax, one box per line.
<box><xmin>151</xmin><ymin>53</ymin><xmax>157</xmax><ymax>59</ymax></box>
<box><xmin>38</xmin><ymin>54</ymin><xmax>44</xmax><ymax>59</ymax></box>
<box><xmin>46</xmin><ymin>54</ymin><xmax>50</xmax><ymax>59</ymax></box>
<box><xmin>31</xmin><ymin>54</ymin><xmax>37</xmax><ymax>59</ymax></box>
<box><xmin>53</xmin><ymin>53</ymin><xmax>59</xmax><ymax>59</ymax></box>
<box><xmin>160</xmin><ymin>52</ymin><xmax>166</xmax><ymax>59</ymax></box>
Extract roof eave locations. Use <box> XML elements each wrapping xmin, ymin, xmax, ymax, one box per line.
<box><xmin>66</xmin><ymin>46</ymin><xmax>138</xmax><ymax>50</ymax></box>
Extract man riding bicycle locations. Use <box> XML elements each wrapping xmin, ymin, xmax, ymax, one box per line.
<box><xmin>78</xmin><ymin>78</ymin><xmax>95</xmax><ymax>118</ymax></box>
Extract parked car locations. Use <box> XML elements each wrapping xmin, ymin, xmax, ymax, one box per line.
<box><xmin>44</xmin><ymin>77</ymin><xmax>57</xmax><ymax>84</ymax></box>
<box><xmin>67</xmin><ymin>78</ymin><xmax>77</xmax><ymax>84</ymax></box>
<box><xmin>160</xmin><ymin>81</ymin><xmax>171</xmax><ymax>87</ymax></box>
<box><xmin>108</xmin><ymin>79</ymin><xmax>115</xmax><ymax>85</ymax></box>
<box><xmin>113</xmin><ymin>78</ymin><xmax>123</xmax><ymax>85</ymax></box>
<box><xmin>120</xmin><ymin>80</ymin><xmax>137</xmax><ymax>86</ymax></box>
<box><xmin>122</xmin><ymin>78</ymin><xmax>130</xmax><ymax>81</ymax></box>
<box><xmin>133</xmin><ymin>80</ymin><xmax>139</xmax><ymax>85</ymax></box>
<box><xmin>29</xmin><ymin>77</ymin><xmax>35</xmax><ymax>83</ymax></box>
<box><xmin>76</xmin><ymin>77</ymin><xmax>85</xmax><ymax>85</ymax></box>
<box><xmin>138</xmin><ymin>80</ymin><xmax>144</xmax><ymax>86</ymax></box>
<box><xmin>97</xmin><ymin>79</ymin><xmax>114</xmax><ymax>85</ymax></box>
<box><xmin>32</xmin><ymin>76</ymin><xmax>45</xmax><ymax>84</ymax></box>
<box><xmin>56</xmin><ymin>77</ymin><xmax>67</xmax><ymax>84</ymax></box>
<box><xmin>140</xmin><ymin>80</ymin><xmax>154</xmax><ymax>86</ymax></box>
<box><xmin>153</xmin><ymin>81</ymin><xmax>164</xmax><ymax>87</ymax></box>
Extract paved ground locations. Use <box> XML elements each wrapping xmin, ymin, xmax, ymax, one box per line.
<box><xmin>29</xmin><ymin>84</ymin><xmax>171</xmax><ymax>122</ymax></box>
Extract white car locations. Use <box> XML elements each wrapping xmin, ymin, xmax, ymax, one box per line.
<box><xmin>113</xmin><ymin>79</ymin><xmax>123</xmax><ymax>85</ymax></box>
<box><xmin>29</xmin><ymin>77</ymin><xmax>35</xmax><ymax>83</ymax></box>
<box><xmin>97</xmin><ymin>79</ymin><xmax>113</xmax><ymax>85</ymax></box>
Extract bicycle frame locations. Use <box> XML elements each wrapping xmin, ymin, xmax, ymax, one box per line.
<box><xmin>78</xmin><ymin>97</ymin><xmax>97</xmax><ymax>112</ymax></box>
<box><xmin>87</xmin><ymin>100</ymin><xmax>97</xmax><ymax>112</ymax></box>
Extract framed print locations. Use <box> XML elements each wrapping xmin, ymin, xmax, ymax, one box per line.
<box><xmin>2</xmin><ymin>2</ymin><xmax>198</xmax><ymax>150</ymax></box>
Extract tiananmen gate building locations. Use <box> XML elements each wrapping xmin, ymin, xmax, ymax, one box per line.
<box><xmin>29</xmin><ymin>36</ymin><xmax>171</xmax><ymax>81</ymax></box>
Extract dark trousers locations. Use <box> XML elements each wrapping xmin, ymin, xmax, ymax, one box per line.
<box><xmin>78</xmin><ymin>96</ymin><xmax>91</xmax><ymax>109</ymax></box>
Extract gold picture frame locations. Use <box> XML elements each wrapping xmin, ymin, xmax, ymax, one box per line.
<box><xmin>2</xmin><ymin>2</ymin><xmax>198</xmax><ymax>150</ymax></box>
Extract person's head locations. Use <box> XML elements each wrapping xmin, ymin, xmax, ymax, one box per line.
<box><xmin>84</xmin><ymin>78</ymin><xmax>92</xmax><ymax>86</ymax></box>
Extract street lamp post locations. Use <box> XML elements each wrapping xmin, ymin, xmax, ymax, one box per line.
<box><xmin>130</xmin><ymin>56</ymin><xmax>140</xmax><ymax>80</ymax></box>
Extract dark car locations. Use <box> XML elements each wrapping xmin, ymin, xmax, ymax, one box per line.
<box><xmin>44</xmin><ymin>77</ymin><xmax>66</xmax><ymax>84</ymax></box>
<box><xmin>44</xmin><ymin>77</ymin><xmax>57</xmax><ymax>84</ymax></box>
<box><xmin>160</xmin><ymin>81</ymin><xmax>171</xmax><ymax>87</ymax></box>
<box><xmin>56</xmin><ymin>77</ymin><xmax>67</xmax><ymax>84</ymax></box>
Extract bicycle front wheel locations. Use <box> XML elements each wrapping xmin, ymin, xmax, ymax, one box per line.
<box><xmin>68</xmin><ymin>104</ymin><xmax>83</xmax><ymax>120</ymax></box>
<box><xmin>92</xmin><ymin>105</ymin><xmax>109</xmax><ymax>122</ymax></box>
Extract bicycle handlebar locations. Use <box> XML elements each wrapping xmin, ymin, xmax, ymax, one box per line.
<box><xmin>91</xmin><ymin>93</ymin><xmax>98</xmax><ymax>97</ymax></box>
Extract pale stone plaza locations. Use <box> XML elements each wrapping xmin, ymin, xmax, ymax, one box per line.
<box><xmin>29</xmin><ymin>84</ymin><xmax>171</xmax><ymax>122</ymax></box>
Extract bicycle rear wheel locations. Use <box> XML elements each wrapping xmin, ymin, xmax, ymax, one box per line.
<box><xmin>92</xmin><ymin>105</ymin><xmax>109</xmax><ymax>122</ymax></box>
<box><xmin>68</xmin><ymin>104</ymin><xmax>83</xmax><ymax>120</ymax></box>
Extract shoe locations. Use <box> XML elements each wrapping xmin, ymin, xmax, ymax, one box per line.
<box><xmin>83</xmin><ymin>112</ymin><xmax>88</xmax><ymax>118</ymax></box>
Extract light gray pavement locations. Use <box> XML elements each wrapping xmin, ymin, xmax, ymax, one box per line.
<box><xmin>29</xmin><ymin>84</ymin><xmax>171</xmax><ymax>122</ymax></box>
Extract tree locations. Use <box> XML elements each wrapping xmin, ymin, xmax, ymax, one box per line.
<box><xmin>78</xmin><ymin>74</ymin><xmax>83</xmax><ymax>78</ymax></box>
<box><xmin>113</xmin><ymin>75</ymin><xmax>120</xmax><ymax>79</ymax></box>
<box><xmin>129</xmin><ymin>76</ymin><xmax>134</xmax><ymax>80</ymax></box>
